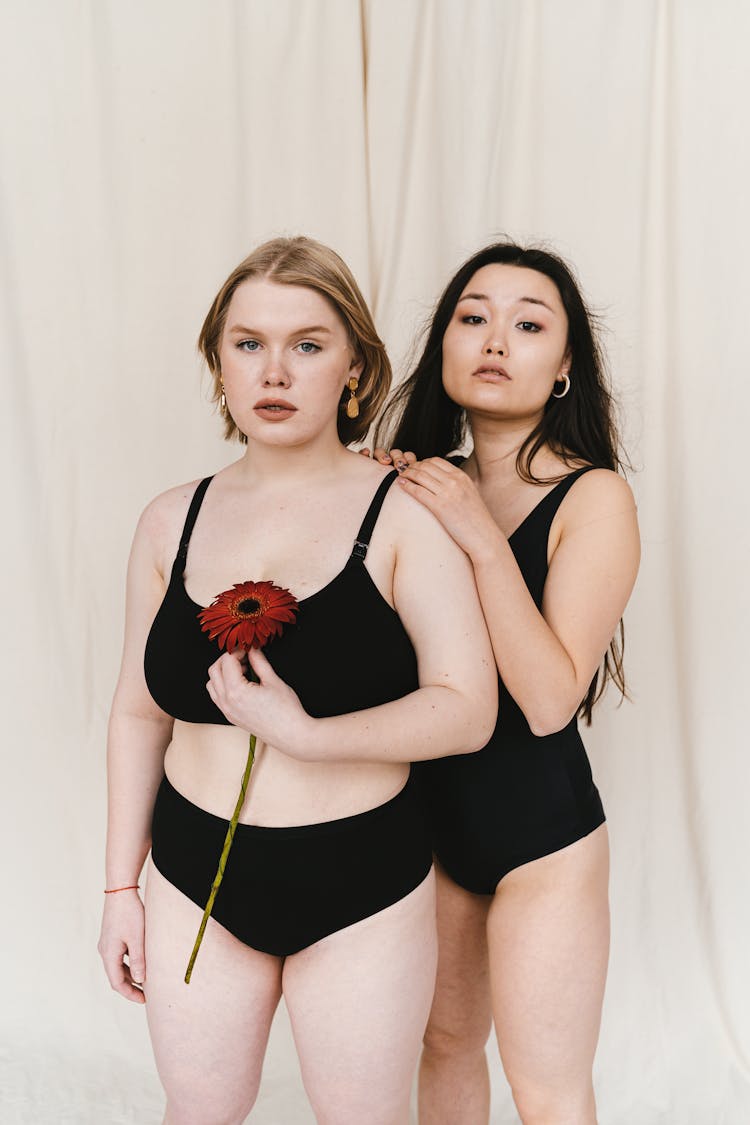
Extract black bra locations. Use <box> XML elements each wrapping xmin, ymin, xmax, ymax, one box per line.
<box><xmin>144</xmin><ymin>471</ymin><xmax>419</xmax><ymax>724</ymax></box>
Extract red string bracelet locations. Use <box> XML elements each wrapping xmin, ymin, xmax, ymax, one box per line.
<box><xmin>104</xmin><ymin>884</ymin><xmax>139</xmax><ymax>894</ymax></box>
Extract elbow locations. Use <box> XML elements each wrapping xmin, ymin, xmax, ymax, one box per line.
<box><xmin>473</xmin><ymin>709</ymin><xmax>499</xmax><ymax>751</ymax></box>
<box><xmin>526</xmin><ymin>704</ymin><xmax>578</xmax><ymax>739</ymax></box>
<box><xmin>459</xmin><ymin>688</ymin><xmax>498</xmax><ymax>754</ymax></box>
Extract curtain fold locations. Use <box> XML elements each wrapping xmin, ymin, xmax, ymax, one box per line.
<box><xmin>1</xmin><ymin>2</ymin><xmax>747</xmax><ymax>1121</ymax></box>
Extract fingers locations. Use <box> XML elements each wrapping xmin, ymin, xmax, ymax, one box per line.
<box><xmin>396</xmin><ymin>472</ymin><xmax>439</xmax><ymax>509</ymax></box>
<box><xmin>370</xmin><ymin>448</ymin><xmax>418</xmax><ymax>470</ymax></box>
<box><xmin>246</xmin><ymin>646</ymin><xmax>276</xmax><ymax>682</ymax></box>
<box><xmin>219</xmin><ymin>649</ymin><xmax>247</xmax><ymax>685</ymax></box>
<box><xmin>118</xmin><ymin>959</ymin><xmax>146</xmax><ymax>1004</ymax></box>
<box><xmin>122</xmin><ymin>949</ymin><xmax>147</xmax><ymax>1003</ymax></box>
<box><xmin>400</xmin><ymin>456</ymin><xmax>465</xmax><ymax>492</ymax></box>
<box><xmin>358</xmin><ymin>447</ymin><xmax>371</xmax><ymax>458</ymax></box>
<box><xmin>206</xmin><ymin>649</ymin><xmax>277</xmax><ymax>725</ymax></box>
<box><xmin>99</xmin><ymin>938</ymin><xmax>146</xmax><ymax>1005</ymax></box>
<box><xmin>207</xmin><ymin>650</ymin><xmax>241</xmax><ymax>700</ymax></box>
<box><xmin>128</xmin><ymin>934</ymin><xmax>146</xmax><ymax>990</ymax></box>
<box><xmin>398</xmin><ymin>464</ymin><xmax>444</xmax><ymax>495</ymax></box>
<box><xmin>403</xmin><ymin>456</ymin><xmax>457</xmax><ymax>480</ymax></box>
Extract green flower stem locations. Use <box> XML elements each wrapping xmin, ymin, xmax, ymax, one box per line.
<box><xmin>184</xmin><ymin>732</ymin><xmax>257</xmax><ymax>983</ymax></box>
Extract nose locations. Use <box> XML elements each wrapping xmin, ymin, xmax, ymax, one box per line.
<box><xmin>262</xmin><ymin>353</ymin><xmax>291</xmax><ymax>387</ymax></box>
<box><xmin>484</xmin><ymin>338</ymin><xmax>506</xmax><ymax>357</ymax></box>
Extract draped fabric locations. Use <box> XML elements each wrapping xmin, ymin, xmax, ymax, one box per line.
<box><xmin>1</xmin><ymin>2</ymin><xmax>747</xmax><ymax>1121</ymax></box>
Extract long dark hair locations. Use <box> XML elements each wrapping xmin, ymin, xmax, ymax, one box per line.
<box><xmin>376</xmin><ymin>241</ymin><xmax>628</xmax><ymax>723</ymax></box>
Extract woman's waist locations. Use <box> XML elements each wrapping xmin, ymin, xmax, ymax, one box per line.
<box><xmin>164</xmin><ymin>724</ymin><xmax>409</xmax><ymax>827</ymax></box>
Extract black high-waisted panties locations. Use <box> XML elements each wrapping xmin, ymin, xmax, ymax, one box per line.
<box><xmin>151</xmin><ymin>772</ymin><xmax>433</xmax><ymax>957</ymax></box>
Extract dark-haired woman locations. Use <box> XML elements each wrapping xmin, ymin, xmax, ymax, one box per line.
<box><xmin>370</xmin><ymin>244</ymin><xmax>640</xmax><ymax>1125</ymax></box>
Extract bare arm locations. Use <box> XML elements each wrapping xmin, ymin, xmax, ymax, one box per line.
<box><xmin>397</xmin><ymin>461</ymin><xmax>640</xmax><ymax>736</ymax></box>
<box><xmin>98</xmin><ymin>496</ymin><xmax>178</xmax><ymax>1002</ymax></box>
<box><xmin>207</xmin><ymin>491</ymin><xmax>498</xmax><ymax>762</ymax></box>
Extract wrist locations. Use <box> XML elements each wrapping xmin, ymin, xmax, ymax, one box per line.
<box><xmin>468</xmin><ymin>521</ymin><xmax>507</xmax><ymax>571</ymax></box>
<box><xmin>290</xmin><ymin>712</ymin><xmax>324</xmax><ymax>762</ymax></box>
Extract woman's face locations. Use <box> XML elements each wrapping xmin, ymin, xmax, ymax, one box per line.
<box><xmin>441</xmin><ymin>264</ymin><xmax>570</xmax><ymax>422</ymax></box>
<box><xmin>218</xmin><ymin>278</ymin><xmax>362</xmax><ymax>446</ymax></box>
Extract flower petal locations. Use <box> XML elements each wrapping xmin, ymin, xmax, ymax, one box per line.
<box><xmin>197</xmin><ymin>579</ymin><xmax>299</xmax><ymax>651</ymax></box>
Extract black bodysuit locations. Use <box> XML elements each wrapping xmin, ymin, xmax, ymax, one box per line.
<box><xmin>414</xmin><ymin>467</ymin><xmax>606</xmax><ymax>895</ymax></box>
<box><xmin>145</xmin><ymin>471</ymin><xmax>432</xmax><ymax>956</ymax></box>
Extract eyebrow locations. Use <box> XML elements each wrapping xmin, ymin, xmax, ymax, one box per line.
<box><xmin>457</xmin><ymin>293</ymin><xmax>557</xmax><ymax>314</ymax></box>
<box><xmin>226</xmin><ymin>324</ymin><xmax>334</xmax><ymax>336</ymax></box>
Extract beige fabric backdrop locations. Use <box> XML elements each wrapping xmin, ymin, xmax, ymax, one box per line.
<box><xmin>1</xmin><ymin>1</ymin><xmax>747</xmax><ymax>1121</ymax></box>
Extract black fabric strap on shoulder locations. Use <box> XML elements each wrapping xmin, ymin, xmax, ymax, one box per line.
<box><xmin>555</xmin><ymin>464</ymin><xmax>596</xmax><ymax>497</ymax></box>
<box><xmin>172</xmin><ymin>476</ymin><xmax>214</xmax><ymax>573</ymax></box>
<box><xmin>350</xmin><ymin>469</ymin><xmax>400</xmax><ymax>561</ymax></box>
<box><xmin>536</xmin><ymin>465</ymin><xmax>597</xmax><ymax>515</ymax></box>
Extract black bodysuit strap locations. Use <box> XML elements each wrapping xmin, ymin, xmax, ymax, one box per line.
<box><xmin>514</xmin><ymin>465</ymin><xmax>597</xmax><ymax>540</ymax></box>
<box><xmin>549</xmin><ymin>465</ymin><xmax>596</xmax><ymax>502</ymax></box>
<box><xmin>351</xmin><ymin>470</ymin><xmax>400</xmax><ymax>561</ymax></box>
<box><xmin>171</xmin><ymin>477</ymin><xmax>214</xmax><ymax>577</ymax></box>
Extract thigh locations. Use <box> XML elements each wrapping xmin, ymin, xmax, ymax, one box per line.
<box><xmin>283</xmin><ymin>869</ymin><xmax>438</xmax><ymax>1125</ymax></box>
<box><xmin>424</xmin><ymin>862</ymin><xmax>493</xmax><ymax>1049</ymax></box>
<box><xmin>487</xmin><ymin>824</ymin><xmax>610</xmax><ymax>1098</ymax></box>
<box><xmin>144</xmin><ymin>862</ymin><xmax>283</xmax><ymax>1122</ymax></box>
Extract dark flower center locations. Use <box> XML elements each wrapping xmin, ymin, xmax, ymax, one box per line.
<box><xmin>237</xmin><ymin>598</ymin><xmax>261</xmax><ymax>616</ymax></box>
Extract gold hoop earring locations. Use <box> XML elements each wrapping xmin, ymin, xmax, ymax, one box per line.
<box><xmin>345</xmin><ymin>376</ymin><xmax>360</xmax><ymax>419</ymax></box>
<box><xmin>552</xmin><ymin>373</ymin><xmax>570</xmax><ymax>399</ymax></box>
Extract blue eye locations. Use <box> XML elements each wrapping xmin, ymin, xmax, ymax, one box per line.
<box><xmin>238</xmin><ymin>339</ymin><xmax>260</xmax><ymax>351</ymax></box>
<box><xmin>517</xmin><ymin>321</ymin><xmax>541</xmax><ymax>332</ymax></box>
<box><xmin>297</xmin><ymin>341</ymin><xmax>321</xmax><ymax>354</ymax></box>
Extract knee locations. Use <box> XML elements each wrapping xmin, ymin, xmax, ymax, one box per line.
<box><xmin>510</xmin><ymin>1080</ymin><xmax>596</xmax><ymax>1125</ymax></box>
<box><xmin>422</xmin><ymin>1009</ymin><xmax>492</xmax><ymax>1062</ymax></box>
<box><xmin>163</xmin><ymin>1083</ymin><xmax>258</xmax><ymax>1125</ymax></box>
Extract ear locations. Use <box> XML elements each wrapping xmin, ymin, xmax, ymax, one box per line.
<box><xmin>559</xmin><ymin>348</ymin><xmax>572</xmax><ymax>378</ymax></box>
<box><xmin>348</xmin><ymin>352</ymin><xmax>364</xmax><ymax>381</ymax></box>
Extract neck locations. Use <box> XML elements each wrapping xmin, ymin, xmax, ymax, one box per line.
<box><xmin>233</xmin><ymin>429</ymin><xmax>350</xmax><ymax>486</ymax></box>
<box><xmin>467</xmin><ymin>411</ymin><xmax>543</xmax><ymax>482</ymax></box>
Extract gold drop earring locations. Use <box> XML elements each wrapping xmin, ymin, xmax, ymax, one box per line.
<box><xmin>345</xmin><ymin>377</ymin><xmax>360</xmax><ymax>419</ymax></box>
<box><xmin>220</xmin><ymin>378</ymin><xmax>227</xmax><ymax>411</ymax></box>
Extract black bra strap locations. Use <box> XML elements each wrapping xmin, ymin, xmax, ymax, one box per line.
<box><xmin>351</xmin><ymin>470</ymin><xmax>400</xmax><ymax>561</ymax></box>
<box><xmin>172</xmin><ymin>477</ymin><xmax>214</xmax><ymax>574</ymax></box>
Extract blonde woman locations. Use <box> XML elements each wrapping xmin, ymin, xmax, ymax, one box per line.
<box><xmin>98</xmin><ymin>237</ymin><xmax>497</xmax><ymax>1124</ymax></box>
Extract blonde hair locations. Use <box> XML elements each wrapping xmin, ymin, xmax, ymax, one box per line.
<box><xmin>198</xmin><ymin>236</ymin><xmax>391</xmax><ymax>444</ymax></box>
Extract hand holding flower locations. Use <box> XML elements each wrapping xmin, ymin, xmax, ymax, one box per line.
<box><xmin>206</xmin><ymin>648</ymin><xmax>313</xmax><ymax>756</ymax></box>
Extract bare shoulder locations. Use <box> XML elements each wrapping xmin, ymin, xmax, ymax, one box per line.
<box><xmin>558</xmin><ymin>468</ymin><xmax>637</xmax><ymax>527</ymax></box>
<box><xmin>132</xmin><ymin>478</ymin><xmax>206</xmax><ymax>572</ymax></box>
<box><xmin>383</xmin><ymin>474</ymin><xmax>468</xmax><ymax>560</ymax></box>
<box><xmin>342</xmin><ymin>451</ymin><xmax>438</xmax><ymax>530</ymax></box>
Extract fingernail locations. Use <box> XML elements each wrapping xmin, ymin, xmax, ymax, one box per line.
<box><xmin>396</xmin><ymin>460</ymin><xmax>407</xmax><ymax>471</ymax></box>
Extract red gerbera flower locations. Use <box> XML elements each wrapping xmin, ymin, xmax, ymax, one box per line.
<box><xmin>198</xmin><ymin>580</ymin><xmax>299</xmax><ymax>651</ymax></box>
<box><xmin>184</xmin><ymin>577</ymin><xmax>299</xmax><ymax>984</ymax></box>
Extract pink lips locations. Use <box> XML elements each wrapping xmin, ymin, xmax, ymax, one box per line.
<box><xmin>253</xmin><ymin>398</ymin><xmax>297</xmax><ymax>420</ymax></box>
<box><xmin>472</xmin><ymin>364</ymin><xmax>510</xmax><ymax>382</ymax></box>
